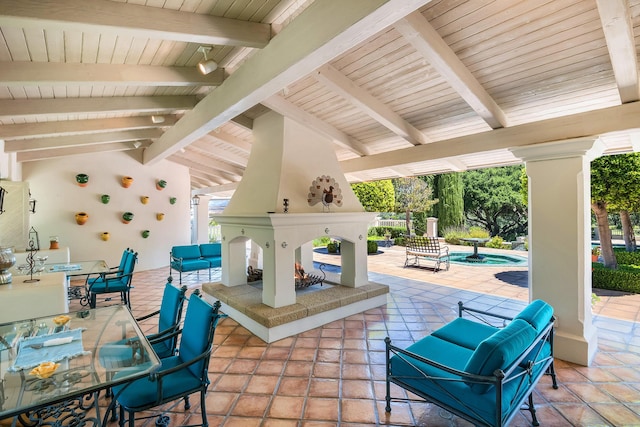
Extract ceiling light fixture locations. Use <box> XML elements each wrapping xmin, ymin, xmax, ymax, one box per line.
<box><xmin>132</xmin><ymin>141</ymin><xmax>142</xmax><ymax>149</ymax></box>
<box><xmin>197</xmin><ymin>46</ymin><xmax>217</xmax><ymax>75</ymax></box>
<box><xmin>151</xmin><ymin>115</ymin><xmax>165</xmax><ymax>124</ymax></box>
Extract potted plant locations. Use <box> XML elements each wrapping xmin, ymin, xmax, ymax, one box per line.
<box><xmin>156</xmin><ymin>179</ymin><xmax>167</xmax><ymax>191</ymax></box>
<box><xmin>591</xmin><ymin>246</ymin><xmax>600</xmax><ymax>262</ymax></box>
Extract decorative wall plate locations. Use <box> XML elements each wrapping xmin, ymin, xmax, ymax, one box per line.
<box><xmin>307</xmin><ymin>175</ymin><xmax>343</xmax><ymax>211</ymax></box>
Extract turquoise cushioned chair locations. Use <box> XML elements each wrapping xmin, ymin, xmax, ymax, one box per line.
<box><xmin>111</xmin><ymin>293</ymin><xmax>225</xmax><ymax>427</ymax></box>
<box><xmin>86</xmin><ymin>248</ymin><xmax>137</xmax><ymax>308</ymax></box>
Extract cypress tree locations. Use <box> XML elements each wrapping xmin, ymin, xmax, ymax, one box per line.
<box><xmin>436</xmin><ymin>173</ymin><xmax>464</xmax><ymax>235</ymax></box>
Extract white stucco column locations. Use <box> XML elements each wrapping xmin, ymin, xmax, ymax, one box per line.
<box><xmin>194</xmin><ymin>195</ymin><xmax>211</xmax><ymax>244</ymax></box>
<box><xmin>511</xmin><ymin>138</ymin><xmax>604</xmax><ymax>366</ymax></box>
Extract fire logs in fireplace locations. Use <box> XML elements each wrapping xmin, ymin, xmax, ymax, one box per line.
<box><xmin>247</xmin><ymin>263</ymin><xmax>326</xmax><ymax>289</ymax></box>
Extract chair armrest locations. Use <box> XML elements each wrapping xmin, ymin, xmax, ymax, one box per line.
<box><xmin>147</xmin><ymin>327</ymin><xmax>181</xmax><ymax>345</ymax></box>
<box><xmin>136</xmin><ymin>310</ymin><xmax>160</xmax><ymax>323</ymax></box>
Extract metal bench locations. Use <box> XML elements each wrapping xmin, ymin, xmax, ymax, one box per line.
<box><xmin>404</xmin><ymin>236</ymin><xmax>450</xmax><ymax>271</ymax></box>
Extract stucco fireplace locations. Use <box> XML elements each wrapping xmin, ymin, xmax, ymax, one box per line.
<box><xmin>205</xmin><ymin>111</ymin><xmax>388</xmax><ymax>342</ymax></box>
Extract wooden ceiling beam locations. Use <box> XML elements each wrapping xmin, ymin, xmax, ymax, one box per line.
<box><xmin>191</xmin><ymin>137</ymin><xmax>248</xmax><ymax>167</ymax></box>
<box><xmin>0</xmin><ymin>0</ymin><xmax>270</xmax><ymax>48</ymax></box>
<box><xmin>340</xmin><ymin>102</ymin><xmax>640</xmax><ymax>173</ymax></box>
<box><xmin>262</xmin><ymin>94</ymin><xmax>370</xmax><ymax>156</ymax></box>
<box><xmin>0</xmin><ymin>116</ymin><xmax>177</xmax><ymax>140</ymax></box>
<box><xmin>1</xmin><ymin>63</ymin><xmax>224</xmax><ymax>87</ymax></box>
<box><xmin>143</xmin><ymin>0</ymin><xmax>435</xmax><ymax>165</ymax></box>
<box><xmin>0</xmin><ymin>96</ymin><xmax>197</xmax><ymax>119</ymax></box>
<box><xmin>596</xmin><ymin>0</ymin><xmax>640</xmax><ymax>103</ymax></box>
<box><xmin>204</xmin><ymin>130</ymin><xmax>253</xmax><ymax>155</ymax></box>
<box><xmin>315</xmin><ymin>64</ymin><xmax>428</xmax><ymax>147</ymax></box>
<box><xmin>394</xmin><ymin>11</ymin><xmax>508</xmax><ymax>129</ymax></box>
<box><xmin>5</xmin><ymin>129</ymin><xmax>162</xmax><ymax>152</ymax></box>
<box><xmin>173</xmin><ymin>150</ymin><xmax>244</xmax><ymax>176</ymax></box>
<box><xmin>17</xmin><ymin>141</ymin><xmax>138</xmax><ymax>162</ymax></box>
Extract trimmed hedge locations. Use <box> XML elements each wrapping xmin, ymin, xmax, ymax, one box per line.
<box><xmin>592</xmin><ymin>263</ymin><xmax>640</xmax><ymax>293</ymax></box>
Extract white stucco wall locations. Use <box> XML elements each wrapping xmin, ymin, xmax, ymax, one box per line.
<box><xmin>21</xmin><ymin>151</ymin><xmax>192</xmax><ymax>271</ymax></box>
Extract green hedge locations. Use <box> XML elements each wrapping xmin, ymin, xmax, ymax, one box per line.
<box><xmin>613</xmin><ymin>248</ymin><xmax>640</xmax><ymax>266</ymax></box>
<box><xmin>367</xmin><ymin>240</ymin><xmax>378</xmax><ymax>254</ymax></box>
<box><xmin>592</xmin><ymin>263</ymin><xmax>640</xmax><ymax>293</ymax></box>
<box><xmin>368</xmin><ymin>226</ymin><xmax>406</xmax><ymax>239</ymax></box>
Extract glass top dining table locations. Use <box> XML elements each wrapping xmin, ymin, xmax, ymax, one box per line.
<box><xmin>0</xmin><ymin>305</ymin><xmax>160</xmax><ymax>424</ymax></box>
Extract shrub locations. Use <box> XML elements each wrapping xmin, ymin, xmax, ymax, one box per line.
<box><xmin>394</xmin><ymin>235</ymin><xmax>407</xmax><ymax>246</ymax></box>
<box><xmin>486</xmin><ymin>236</ymin><xmax>505</xmax><ymax>249</ymax></box>
<box><xmin>313</xmin><ymin>236</ymin><xmax>331</xmax><ymax>247</ymax></box>
<box><xmin>592</xmin><ymin>263</ymin><xmax>640</xmax><ymax>293</ymax></box>
<box><xmin>367</xmin><ymin>240</ymin><xmax>378</xmax><ymax>254</ymax></box>
<box><xmin>613</xmin><ymin>248</ymin><xmax>640</xmax><ymax>265</ymax></box>
<box><xmin>468</xmin><ymin>226</ymin><xmax>490</xmax><ymax>238</ymax></box>
<box><xmin>443</xmin><ymin>226</ymin><xmax>468</xmax><ymax>245</ymax></box>
<box><xmin>368</xmin><ymin>226</ymin><xmax>405</xmax><ymax>239</ymax></box>
<box><xmin>327</xmin><ymin>242</ymin><xmax>340</xmax><ymax>253</ymax></box>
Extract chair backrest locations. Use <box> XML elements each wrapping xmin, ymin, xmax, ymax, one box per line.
<box><xmin>178</xmin><ymin>293</ymin><xmax>222</xmax><ymax>378</ymax></box>
<box><xmin>157</xmin><ymin>280</ymin><xmax>188</xmax><ymax>334</ymax></box>
<box><xmin>122</xmin><ymin>250</ymin><xmax>138</xmax><ymax>276</ymax></box>
<box><xmin>116</xmin><ymin>248</ymin><xmax>132</xmax><ymax>272</ymax></box>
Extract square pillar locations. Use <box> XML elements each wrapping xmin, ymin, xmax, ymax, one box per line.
<box><xmin>512</xmin><ymin>138</ymin><xmax>604</xmax><ymax>366</ymax></box>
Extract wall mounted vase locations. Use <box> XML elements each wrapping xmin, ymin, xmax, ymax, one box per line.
<box><xmin>75</xmin><ymin>212</ymin><xmax>89</xmax><ymax>225</ymax></box>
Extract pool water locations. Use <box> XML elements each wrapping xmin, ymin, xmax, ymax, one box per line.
<box><xmin>449</xmin><ymin>252</ymin><xmax>528</xmax><ymax>267</ymax></box>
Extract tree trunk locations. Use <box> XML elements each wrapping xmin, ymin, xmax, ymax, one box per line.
<box><xmin>592</xmin><ymin>201</ymin><xmax>617</xmax><ymax>269</ymax></box>
<box><xmin>620</xmin><ymin>210</ymin><xmax>636</xmax><ymax>252</ymax></box>
<box><xmin>405</xmin><ymin>208</ymin><xmax>412</xmax><ymax>235</ymax></box>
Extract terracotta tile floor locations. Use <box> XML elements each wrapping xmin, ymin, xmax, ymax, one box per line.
<box><xmin>73</xmin><ymin>245</ymin><xmax>640</xmax><ymax>426</ymax></box>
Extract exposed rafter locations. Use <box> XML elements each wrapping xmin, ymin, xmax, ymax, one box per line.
<box><xmin>143</xmin><ymin>0</ymin><xmax>435</xmax><ymax>165</ymax></box>
<box><xmin>262</xmin><ymin>95</ymin><xmax>370</xmax><ymax>156</ymax></box>
<box><xmin>0</xmin><ymin>96</ymin><xmax>197</xmax><ymax>119</ymax></box>
<box><xmin>0</xmin><ymin>116</ymin><xmax>177</xmax><ymax>140</ymax></box>
<box><xmin>4</xmin><ymin>129</ymin><xmax>162</xmax><ymax>152</ymax></box>
<box><xmin>204</xmin><ymin>131</ymin><xmax>253</xmax><ymax>155</ymax></box>
<box><xmin>1</xmin><ymin>63</ymin><xmax>224</xmax><ymax>87</ymax></box>
<box><xmin>394</xmin><ymin>11</ymin><xmax>508</xmax><ymax>129</ymax></box>
<box><xmin>191</xmin><ymin>138</ymin><xmax>248</xmax><ymax>167</ymax></box>
<box><xmin>17</xmin><ymin>141</ymin><xmax>143</xmax><ymax>161</ymax></box>
<box><xmin>340</xmin><ymin>102</ymin><xmax>640</xmax><ymax>174</ymax></box>
<box><xmin>314</xmin><ymin>64</ymin><xmax>429</xmax><ymax>147</ymax></box>
<box><xmin>0</xmin><ymin>0</ymin><xmax>271</xmax><ymax>48</ymax></box>
<box><xmin>596</xmin><ymin>0</ymin><xmax>640</xmax><ymax>103</ymax></box>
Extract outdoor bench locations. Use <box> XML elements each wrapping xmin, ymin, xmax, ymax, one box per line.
<box><xmin>404</xmin><ymin>235</ymin><xmax>450</xmax><ymax>271</ymax></box>
<box><xmin>170</xmin><ymin>243</ymin><xmax>221</xmax><ymax>283</ymax></box>
<box><xmin>385</xmin><ymin>299</ymin><xmax>558</xmax><ymax>427</ymax></box>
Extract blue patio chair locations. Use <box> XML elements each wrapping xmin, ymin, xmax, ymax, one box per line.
<box><xmin>111</xmin><ymin>293</ymin><xmax>225</xmax><ymax>427</ymax></box>
<box><xmin>86</xmin><ymin>248</ymin><xmax>138</xmax><ymax>309</ymax></box>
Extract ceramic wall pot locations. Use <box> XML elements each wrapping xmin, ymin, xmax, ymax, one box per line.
<box><xmin>169</xmin><ymin>197</ymin><xmax>177</xmax><ymax>205</ymax></box>
<box><xmin>140</xmin><ymin>196</ymin><xmax>149</xmax><ymax>205</ymax></box>
<box><xmin>156</xmin><ymin>179</ymin><xmax>167</xmax><ymax>191</ymax></box>
<box><xmin>122</xmin><ymin>212</ymin><xmax>134</xmax><ymax>224</ymax></box>
<box><xmin>121</xmin><ymin>176</ymin><xmax>134</xmax><ymax>188</ymax></box>
<box><xmin>141</xmin><ymin>230</ymin><xmax>150</xmax><ymax>238</ymax></box>
<box><xmin>76</xmin><ymin>174</ymin><xmax>89</xmax><ymax>187</ymax></box>
<box><xmin>156</xmin><ymin>213</ymin><xmax>165</xmax><ymax>221</ymax></box>
<box><xmin>101</xmin><ymin>194</ymin><xmax>110</xmax><ymax>204</ymax></box>
<box><xmin>75</xmin><ymin>212</ymin><xmax>89</xmax><ymax>225</ymax></box>
<box><xmin>49</xmin><ymin>236</ymin><xmax>59</xmax><ymax>250</ymax></box>
<box><xmin>101</xmin><ymin>232</ymin><xmax>110</xmax><ymax>241</ymax></box>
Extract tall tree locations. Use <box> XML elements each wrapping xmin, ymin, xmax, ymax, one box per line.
<box><xmin>435</xmin><ymin>173</ymin><xmax>464</xmax><ymax>235</ymax></box>
<box><xmin>462</xmin><ymin>166</ymin><xmax>527</xmax><ymax>240</ymax></box>
<box><xmin>393</xmin><ymin>177</ymin><xmax>437</xmax><ymax>235</ymax></box>
<box><xmin>591</xmin><ymin>153</ymin><xmax>640</xmax><ymax>266</ymax></box>
<box><xmin>351</xmin><ymin>180</ymin><xmax>395</xmax><ymax>212</ymax></box>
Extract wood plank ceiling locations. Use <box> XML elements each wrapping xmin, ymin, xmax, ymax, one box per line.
<box><xmin>2</xmin><ymin>0</ymin><xmax>640</xmax><ymax>197</ymax></box>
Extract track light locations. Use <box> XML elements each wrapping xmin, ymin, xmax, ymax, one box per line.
<box><xmin>151</xmin><ymin>115</ymin><xmax>165</xmax><ymax>124</ymax></box>
<box><xmin>197</xmin><ymin>46</ymin><xmax>217</xmax><ymax>75</ymax></box>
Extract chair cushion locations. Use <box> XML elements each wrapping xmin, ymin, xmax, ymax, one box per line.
<box><xmin>171</xmin><ymin>259</ymin><xmax>209</xmax><ymax>272</ymax></box>
<box><xmin>171</xmin><ymin>245</ymin><xmax>202</xmax><ymax>260</ymax></box>
<box><xmin>113</xmin><ymin>356</ymin><xmax>202</xmax><ymax>411</ymax></box>
<box><xmin>431</xmin><ymin>318</ymin><xmax>498</xmax><ymax>350</ymax></box>
<box><xmin>464</xmin><ymin>319</ymin><xmax>537</xmax><ymax>394</ymax></box>
<box><xmin>513</xmin><ymin>299</ymin><xmax>553</xmax><ymax>332</ymax></box>
<box><xmin>202</xmin><ymin>256</ymin><xmax>221</xmax><ymax>268</ymax></box>
<box><xmin>199</xmin><ymin>243</ymin><xmax>221</xmax><ymax>257</ymax></box>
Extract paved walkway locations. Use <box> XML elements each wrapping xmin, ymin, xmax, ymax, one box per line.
<box><xmin>315</xmin><ymin>243</ymin><xmax>640</xmax><ymax>354</ymax></box>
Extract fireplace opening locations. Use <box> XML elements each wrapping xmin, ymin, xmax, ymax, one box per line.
<box><xmin>248</xmin><ymin>261</ymin><xmax>327</xmax><ymax>290</ymax></box>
